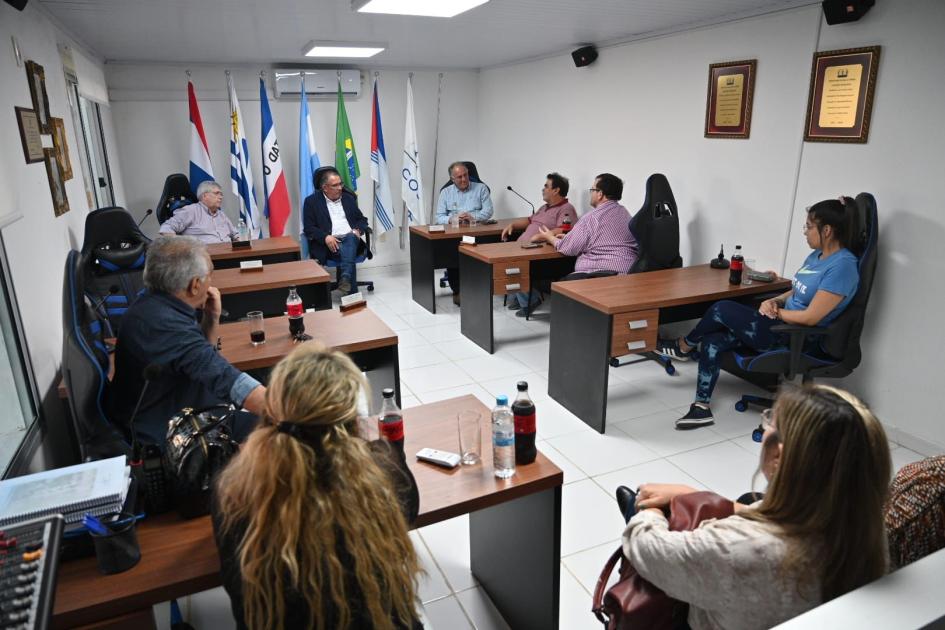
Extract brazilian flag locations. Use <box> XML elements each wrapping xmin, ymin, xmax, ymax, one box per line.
<box><xmin>335</xmin><ymin>81</ymin><xmax>360</xmax><ymax>191</ymax></box>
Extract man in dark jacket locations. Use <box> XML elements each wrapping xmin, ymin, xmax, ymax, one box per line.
<box><xmin>302</xmin><ymin>167</ymin><xmax>369</xmax><ymax>294</ymax></box>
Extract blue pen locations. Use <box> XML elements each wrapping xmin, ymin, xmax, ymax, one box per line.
<box><xmin>83</xmin><ymin>514</ymin><xmax>110</xmax><ymax>536</ymax></box>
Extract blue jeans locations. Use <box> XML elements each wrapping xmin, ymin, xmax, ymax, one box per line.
<box><xmin>514</xmin><ymin>289</ymin><xmax>542</xmax><ymax>309</ymax></box>
<box><xmin>684</xmin><ymin>300</ymin><xmax>783</xmax><ymax>404</ymax></box>
<box><xmin>328</xmin><ymin>233</ymin><xmax>360</xmax><ymax>292</ymax></box>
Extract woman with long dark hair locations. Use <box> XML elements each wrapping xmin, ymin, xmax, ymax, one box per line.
<box><xmin>622</xmin><ymin>385</ymin><xmax>891</xmax><ymax>629</ymax></box>
<box><xmin>213</xmin><ymin>343</ymin><xmax>421</xmax><ymax>630</ymax></box>
<box><xmin>659</xmin><ymin>197</ymin><xmax>861</xmax><ymax>429</ymax></box>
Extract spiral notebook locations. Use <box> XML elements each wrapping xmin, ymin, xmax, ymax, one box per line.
<box><xmin>0</xmin><ymin>456</ymin><xmax>130</xmax><ymax>526</ymax></box>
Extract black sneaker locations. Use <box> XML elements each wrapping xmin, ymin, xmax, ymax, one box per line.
<box><xmin>675</xmin><ymin>403</ymin><xmax>714</xmax><ymax>430</ymax></box>
<box><xmin>507</xmin><ymin>300</ymin><xmax>521</xmax><ymax>310</ymax></box>
<box><xmin>656</xmin><ymin>337</ymin><xmax>694</xmax><ymax>362</ymax></box>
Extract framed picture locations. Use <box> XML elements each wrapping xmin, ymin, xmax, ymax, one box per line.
<box><xmin>804</xmin><ymin>46</ymin><xmax>881</xmax><ymax>143</ymax></box>
<box><xmin>50</xmin><ymin>117</ymin><xmax>73</xmax><ymax>180</ymax></box>
<box><xmin>25</xmin><ymin>60</ymin><xmax>51</xmax><ymax>134</ymax></box>
<box><xmin>14</xmin><ymin>107</ymin><xmax>44</xmax><ymax>164</ymax></box>
<box><xmin>43</xmin><ymin>148</ymin><xmax>70</xmax><ymax>217</ymax></box>
<box><xmin>704</xmin><ymin>59</ymin><xmax>757</xmax><ymax>139</ymax></box>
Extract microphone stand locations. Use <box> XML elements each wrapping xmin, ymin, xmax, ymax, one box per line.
<box><xmin>506</xmin><ymin>186</ymin><xmax>535</xmax><ymax>215</ymax></box>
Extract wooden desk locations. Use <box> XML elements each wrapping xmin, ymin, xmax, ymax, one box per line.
<box><xmin>458</xmin><ymin>241</ymin><xmax>575</xmax><ymax>353</ymax></box>
<box><xmin>408</xmin><ymin>219</ymin><xmax>523</xmax><ymax>314</ymax></box>
<box><xmin>206</xmin><ymin>236</ymin><xmax>301</xmax><ymax>270</ymax></box>
<box><xmin>548</xmin><ymin>264</ymin><xmax>792</xmax><ymax>432</ymax></box>
<box><xmin>218</xmin><ymin>307</ymin><xmax>401</xmax><ymax>411</ymax></box>
<box><xmin>53</xmin><ymin>396</ymin><xmax>563</xmax><ymax>630</ymax></box>
<box><xmin>211</xmin><ymin>259</ymin><xmax>331</xmax><ymax>319</ymax></box>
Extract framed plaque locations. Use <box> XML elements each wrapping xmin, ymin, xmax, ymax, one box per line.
<box><xmin>44</xmin><ymin>148</ymin><xmax>70</xmax><ymax>217</ymax></box>
<box><xmin>804</xmin><ymin>46</ymin><xmax>881</xmax><ymax>143</ymax></box>
<box><xmin>50</xmin><ymin>117</ymin><xmax>73</xmax><ymax>180</ymax></box>
<box><xmin>25</xmin><ymin>60</ymin><xmax>51</xmax><ymax>134</ymax></box>
<box><xmin>704</xmin><ymin>59</ymin><xmax>756</xmax><ymax>139</ymax></box>
<box><xmin>15</xmin><ymin>106</ymin><xmax>44</xmax><ymax>163</ymax></box>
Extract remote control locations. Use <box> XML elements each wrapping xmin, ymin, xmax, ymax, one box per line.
<box><xmin>746</xmin><ymin>270</ymin><xmax>776</xmax><ymax>283</ymax></box>
<box><xmin>416</xmin><ymin>448</ymin><xmax>461</xmax><ymax>469</ymax></box>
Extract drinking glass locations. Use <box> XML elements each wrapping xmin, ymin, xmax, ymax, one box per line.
<box><xmin>247</xmin><ymin>311</ymin><xmax>265</xmax><ymax>345</ymax></box>
<box><xmin>457</xmin><ymin>410</ymin><xmax>482</xmax><ymax>465</ymax></box>
<box><xmin>743</xmin><ymin>259</ymin><xmax>756</xmax><ymax>285</ymax></box>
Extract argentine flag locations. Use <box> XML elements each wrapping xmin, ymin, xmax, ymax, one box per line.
<box><xmin>227</xmin><ymin>75</ymin><xmax>261</xmax><ymax>238</ymax></box>
<box><xmin>187</xmin><ymin>81</ymin><xmax>214</xmax><ymax>195</ymax></box>
<box><xmin>298</xmin><ymin>75</ymin><xmax>321</xmax><ymax>258</ymax></box>
<box><xmin>370</xmin><ymin>77</ymin><xmax>395</xmax><ymax>233</ymax></box>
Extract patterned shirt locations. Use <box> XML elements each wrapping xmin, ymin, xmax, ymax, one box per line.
<box><xmin>554</xmin><ymin>199</ymin><xmax>638</xmax><ymax>274</ymax></box>
<box><xmin>159</xmin><ymin>201</ymin><xmax>237</xmax><ymax>244</ymax></box>
<box><xmin>435</xmin><ymin>181</ymin><xmax>494</xmax><ymax>224</ymax></box>
<box><xmin>518</xmin><ymin>200</ymin><xmax>578</xmax><ymax>242</ymax></box>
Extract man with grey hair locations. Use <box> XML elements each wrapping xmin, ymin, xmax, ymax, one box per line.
<box><xmin>107</xmin><ymin>236</ymin><xmax>265</xmax><ymax>447</ymax></box>
<box><xmin>434</xmin><ymin>162</ymin><xmax>494</xmax><ymax>304</ymax></box>
<box><xmin>159</xmin><ymin>180</ymin><xmax>239</xmax><ymax>243</ymax></box>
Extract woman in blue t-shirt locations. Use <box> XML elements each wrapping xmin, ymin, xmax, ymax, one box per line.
<box><xmin>657</xmin><ymin>197</ymin><xmax>860</xmax><ymax>430</ymax></box>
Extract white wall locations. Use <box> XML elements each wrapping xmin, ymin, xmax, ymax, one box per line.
<box><xmin>0</xmin><ymin>3</ymin><xmax>120</xmax><ymax>411</ymax></box>
<box><xmin>107</xmin><ymin>64</ymin><xmax>480</xmax><ymax>268</ymax></box>
<box><xmin>476</xmin><ymin>0</ymin><xmax>945</xmax><ymax>452</ymax></box>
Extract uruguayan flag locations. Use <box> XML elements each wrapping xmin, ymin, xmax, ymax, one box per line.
<box><xmin>227</xmin><ymin>75</ymin><xmax>261</xmax><ymax>238</ymax></box>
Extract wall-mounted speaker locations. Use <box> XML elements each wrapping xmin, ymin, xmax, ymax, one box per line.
<box><xmin>822</xmin><ymin>0</ymin><xmax>875</xmax><ymax>24</ymax></box>
<box><xmin>4</xmin><ymin>0</ymin><xmax>29</xmax><ymax>10</ymax></box>
<box><xmin>571</xmin><ymin>45</ymin><xmax>598</xmax><ymax>68</ymax></box>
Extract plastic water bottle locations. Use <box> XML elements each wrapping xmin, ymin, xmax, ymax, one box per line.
<box><xmin>236</xmin><ymin>218</ymin><xmax>249</xmax><ymax>241</ymax></box>
<box><xmin>286</xmin><ymin>286</ymin><xmax>305</xmax><ymax>336</ymax></box>
<box><xmin>512</xmin><ymin>381</ymin><xmax>537</xmax><ymax>465</ymax></box>
<box><xmin>377</xmin><ymin>388</ymin><xmax>404</xmax><ymax>453</ymax></box>
<box><xmin>492</xmin><ymin>395</ymin><xmax>515</xmax><ymax>479</ymax></box>
<box><xmin>729</xmin><ymin>245</ymin><xmax>744</xmax><ymax>285</ymax></box>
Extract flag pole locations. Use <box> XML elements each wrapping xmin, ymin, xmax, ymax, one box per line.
<box><xmin>429</xmin><ymin>72</ymin><xmax>443</xmax><ymax>224</ymax></box>
<box><xmin>370</xmin><ymin>71</ymin><xmax>379</xmax><ymax>251</ymax></box>
<box><xmin>400</xmin><ymin>72</ymin><xmax>413</xmax><ymax>250</ymax></box>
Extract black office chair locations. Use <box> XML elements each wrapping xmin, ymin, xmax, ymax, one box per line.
<box><xmin>309</xmin><ymin>166</ymin><xmax>374</xmax><ymax>293</ymax></box>
<box><xmin>723</xmin><ymin>192</ymin><xmax>879</xmax><ymax>412</ymax></box>
<box><xmin>156</xmin><ymin>173</ymin><xmax>198</xmax><ymax>225</ymax></box>
<box><xmin>79</xmin><ymin>206</ymin><xmax>150</xmax><ymax>336</ymax></box>
<box><xmin>61</xmin><ymin>249</ymin><xmax>130</xmax><ymax>461</ymax></box>
<box><xmin>609</xmin><ymin>174</ymin><xmax>684</xmax><ymax>375</ymax></box>
<box><xmin>439</xmin><ymin>162</ymin><xmax>488</xmax><ymax>289</ymax></box>
<box><xmin>629</xmin><ymin>173</ymin><xmax>683</xmax><ymax>273</ymax></box>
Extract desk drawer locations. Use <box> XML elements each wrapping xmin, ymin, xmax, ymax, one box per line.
<box><xmin>492</xmin><ymin>262</ymin><xmax>529</xmax><ymax>280</ymax></box>
<box><xmin>493</xmin><ymin>275</ymin><xmax>530</xmax><ymax>295</ymax></box>
<box><xmin>611</xmin><ymin>309</ymin><xmax>659</xmax><ymax>357</ymax></box>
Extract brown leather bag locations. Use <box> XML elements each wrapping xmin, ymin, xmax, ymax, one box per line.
<box><xmin>591</xmin><ymin>491</ymin><xmax>735</xmax><ymax>629</ymax></box>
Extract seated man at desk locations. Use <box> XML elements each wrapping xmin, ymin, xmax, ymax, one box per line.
<box><xmin>435</xmin><ymin>161</ymin><xmax>494</xmax><ymax>305</ymax></box>
<box><xmin>533</xmin><ymin>172</ymin><xmax>638</xmax><ymax>279</ymax></box>
<box><xmin>107</xmin><ymin>236</ymin><xmax>266</xmax><ymax>447</ymax></box>
<box><xmin>501</xmin><ymin>172</ymin><xmax>578</xmax><ymax>316</ymax></box>
<box><xmin>159</xmin><ymin>180</ymin><xmax>238</xmax><ymax>244</ymax></box>
<box><xmin>302</xmin><ymin>167</ymin><xmax>369</xmax><ymax>295</ymax></box>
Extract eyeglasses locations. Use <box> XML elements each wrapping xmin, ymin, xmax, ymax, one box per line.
<box><xmin>589</xmin><ymin>187</ymin><xmax>601</xmax><ymax>193</ymax></box>
<box><xmin>325</xmin><ymin>182</ymin><xmax>343</xmax><ymax>188</ymax></box>
<box><xmin>802</xmin><ymin>222</ymin><xmax>815</xmax><ymax>232</ymax></box>
<box><xmin>760</xmin><ymin>408</ymin><xmax>776</xmax><ymax>430</ymax></box>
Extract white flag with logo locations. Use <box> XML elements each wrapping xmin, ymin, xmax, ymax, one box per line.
<box><xmin>401</xmin><ymin>75</ymin><xmax>423</xmax><ymax>225</ymax></box>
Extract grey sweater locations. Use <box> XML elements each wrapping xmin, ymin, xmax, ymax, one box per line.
<box><xmin>623</xmin><ymin>509</ymin><xmax>821</xmax><ymax>630</ymax></box>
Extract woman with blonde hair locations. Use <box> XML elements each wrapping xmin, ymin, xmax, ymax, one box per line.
<box><xmin>620</xmin><ymin>385</ymin><xmax>891</xmax><ymax>630</ymax></box>
<box><xmin>213</xmin><ymin>342</ymin><xmax>421</xmax><ymax>630</ymax></box>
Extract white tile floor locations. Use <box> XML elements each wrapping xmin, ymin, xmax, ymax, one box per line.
<box><xmin>183</xmin><ymin>264</ymin><xmax>927</xmax><ymax>629</ymax></box>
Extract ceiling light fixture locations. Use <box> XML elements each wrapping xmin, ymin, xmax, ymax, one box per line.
<box><xmin>302</xmin><ymin>41</ymin><xmax>386</xmax><ymax>58</ymax></box>
<box><xmin>352</xmin><ymin>0</ymin><xmax>489</xmax><ymax>18</ymax></box>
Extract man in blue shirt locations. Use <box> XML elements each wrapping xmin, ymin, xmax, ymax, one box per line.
<box><xmin>435</xmin><ymin>162</ymin><xmax>494</xmax><ymax>304</ymax></box>
<box><xmin>108</xmin><ymin>236</ymin><xmax>266</xmax><ymax>447</ymax></box>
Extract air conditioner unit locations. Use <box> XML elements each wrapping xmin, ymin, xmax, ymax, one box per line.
<box><xmin>273</xmin><ymin>69</ymin><xmax>362</xmax><ymax>99</ymax></box>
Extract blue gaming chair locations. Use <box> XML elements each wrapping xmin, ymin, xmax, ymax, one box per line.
<box><xmin>61</xmin><ymin>249</ymin><xmax>130</xmax><ymax>461</ymax></box>
<box><xmin>80</xmin><ymin>206</ymin><xmax>150</xmax><ymax>336</ymax></box>
<box><xmin>155</xmin><ymin>173</ymin><xmax>197</xmax><ymax>225</ymax></box>
<box><xmin>312</xmin><ymin>166</ymin><xmax>374</xmax><ymax>293</ymax></box>
<box><xmin>722</xmin><ymin>192</ymin><xmax>879</xmax><ymax>412</ymax></box>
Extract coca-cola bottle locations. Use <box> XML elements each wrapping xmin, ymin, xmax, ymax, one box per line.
<box><xmin>377</xmin><ymin>388</ymin><xmax>404</xmax><ymax>453</ymax></box>
<box><xmin>512</xmin><ymin>381</ymin><xmax>537</xmax><ymax>464</ymax></box>
<box><xmin>560</xmin><ymin>217</ymin><xmax>573</xmax><ymax>233</ymax></box>
<box><xmin>729</xmin><ymin>245</ymin><xmax>744</xmax><ymax>285</ymax></box>
<box><xmin>286</xmin><ymin>286</ymin><xmax>305</xmax><ymax>336</ymax></box>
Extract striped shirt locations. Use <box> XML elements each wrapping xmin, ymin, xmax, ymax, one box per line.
<box><xmin>159</xmin><ymin>201</ymin><xmax>237</xmax><ymax>244</ymax></box>
<box><xmin>554</xmin><ymin>199</ymin><xmax>638</xmax><ymax>274</ymax></box>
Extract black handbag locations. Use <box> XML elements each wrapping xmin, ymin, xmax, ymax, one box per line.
<box><xmin>164</xmin><ymin>404</ymin><xmax>240</xmax><ymax>519</ymax></box>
